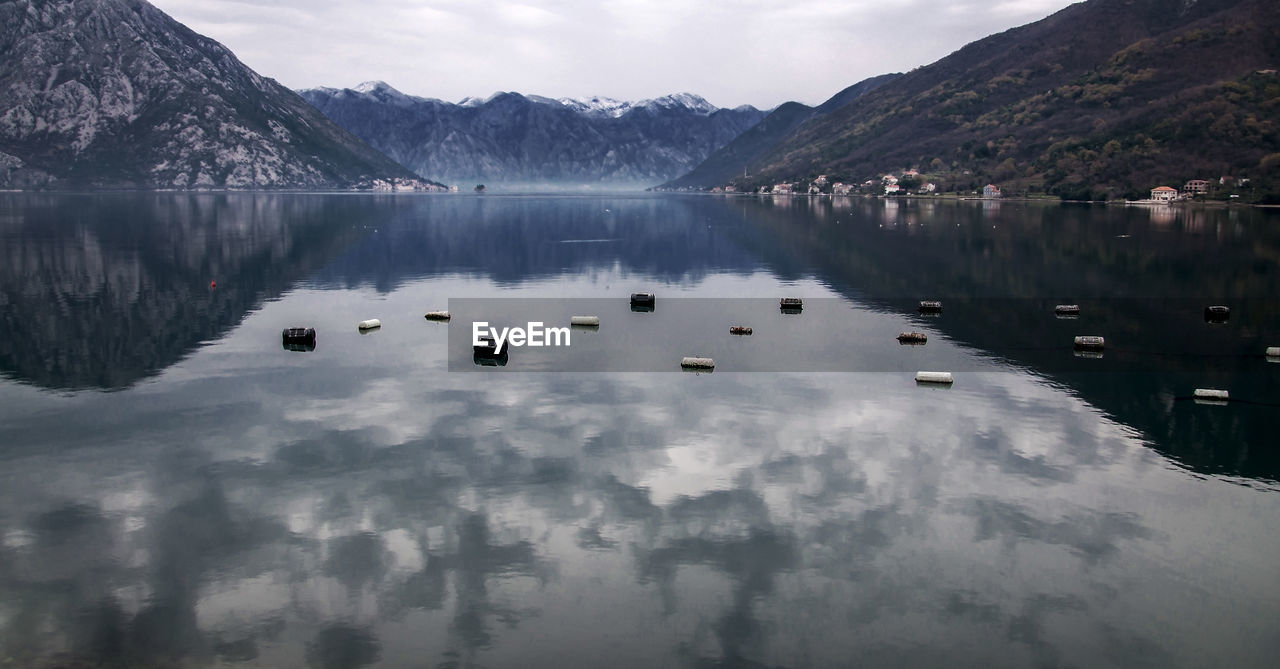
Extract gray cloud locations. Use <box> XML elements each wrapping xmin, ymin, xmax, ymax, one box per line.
<box><xmin>150</xmin><ymin>0</ymin><xmax>1077</xmax><ymax>108</ymax></box>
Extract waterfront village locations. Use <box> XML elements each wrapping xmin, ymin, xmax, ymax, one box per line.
<box><xmin>703</xmin><ymin>171</ymin><xmax>1256</xmax><ymax>203</ymax></box>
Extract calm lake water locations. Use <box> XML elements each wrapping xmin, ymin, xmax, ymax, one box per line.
<box><xmin>1</xmin><ymin>193</ymin><xmax>1278</xmax><ymax>668</ymax></box>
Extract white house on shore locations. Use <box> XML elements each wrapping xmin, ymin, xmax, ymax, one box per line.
<box><xmin>1150</xmin><ymin>186</ymin><xmax>1178</xmax><ymax>201</ymax></box>
<box><xmin>885</xmin><ymin>183</ymin><xmax>901</xmax><ymax>195</ymax></box>
<box><xmin>982</xmin><ymin>184</ymin><xmax>1002</xmax><ymax>198</ymax></box>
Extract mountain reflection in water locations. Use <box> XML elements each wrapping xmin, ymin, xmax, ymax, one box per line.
<box><xmin>0</xmin><ymin>193</ymin><xmax>1277</xmax><ymax>668</ymax></box>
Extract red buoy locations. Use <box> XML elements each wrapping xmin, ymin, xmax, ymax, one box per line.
<box><xmin>210</xmin><ymin>281</ymin><xmax>216</xmax><ymax>289</ymax></box>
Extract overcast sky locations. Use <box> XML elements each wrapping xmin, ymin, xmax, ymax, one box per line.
<box><xmin>151</xmin><ymin>0</ymin><xmax>1077</xmax><ymax>109</ymax></box>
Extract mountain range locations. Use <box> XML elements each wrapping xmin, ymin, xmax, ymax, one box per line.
<box><xmin>298</xmin><ymin>83</ymin><xmax>766</xmax><ymax>188</ymax></box>
<box><xmin>2</xmin><ymin>0</ymin><xmax>1274</xmax><ymax>197</ymax></box>
<box><xmin>0</xmin><ymin>0</ymin><xmax>431</xmax><ymax>189</ymax></box>
<box><xmin>706</xmin><ymin>0</ymin><xmax>1279</xmax><ymax>199</ymax></box>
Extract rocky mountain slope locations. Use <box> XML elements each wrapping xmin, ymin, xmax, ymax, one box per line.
<box><xmin>720</xmin><ymin>0</ymin><xmax>1279</xmax><ymax>199</ymax></box>
<box><xmin>658</xmin><ymin>74</ymin><xmax>898</xmax><ymax>190</ymax></box>
<box><xmin>0</xmin><ymin>0</ymin><xmax>430</xmax><ymax>189</ymax></box>
<box><xmin>299</xmin><ymin>83</ymin><xmax>766</xmax><ymax>187</ymax></box>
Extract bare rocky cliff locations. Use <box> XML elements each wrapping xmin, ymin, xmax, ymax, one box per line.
<box><xmin>0</xmin><ymin>0</ymin><xmax>428</xmax><ymax>189</ymax></box>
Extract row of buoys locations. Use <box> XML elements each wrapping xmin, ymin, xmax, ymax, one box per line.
<box><xmin>283</xmin><ymin>297</ymin><xmax>1277</xmax><ymax>392</ymax></box>
<box><xmin>911</xmin><ymin>301</ymin><xmax>1240</xmax><ymax>324</ymax></box>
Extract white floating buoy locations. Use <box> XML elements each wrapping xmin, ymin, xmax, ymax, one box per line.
<box><xmin>1266</xmin><ymin>346</ymin><xmax>1279</xmax><ymax>358</ymax></box>
<box><xmin>1193</xmin><ymin>388</ymin><xmax>1229</xmax><ymax>401</ymax></box>
<box><xmin>570</xmin><ymin>316</ymin><xmax>600</xmax><ymax>327</ymax></box>
<box><xmin>358</xmin><ymin>319</ymin><xmax>381</xmax><ymax>330</ymax></box>
<box><xmin>424</xmin><ymin>311</ymin><xmax>451</xmax><ymax>321</ymax></box>
<box><xmin>1054</xmin><ymin>304</ymin><xmax>1080</xmax><ymax>315</ymax></box>
<box><xmin>1073</xmin><ymin>335</ymin><xmax>1105</xmax><ymax>350</ymax></box>
<box><xmin>681</xmin><ymin>356</ymin><xmax>715</xmax><ymax>370</ymax></box>
<box><xmin>1193</xmin><ymin>388</ymin><xmax>1229</xmax><ymax>405</ymax></box>
<box><xmin>897</xmin><ymin>332</ymin><xmax>928</xmax><ymax>344</ymax></box>
<box><xmin>915</xmin><ymin>371</ymin><xmax>953</xmax><ymax>384</ymax></box>
<box><xmin>918</xmin><ymin>300</ymin><xmax>942</xmax><ymax>314</ymax></box>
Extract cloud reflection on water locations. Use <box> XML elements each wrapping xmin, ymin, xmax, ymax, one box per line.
<box><xmin>3</xmin><ymin>341</ymin><xmax>1277</xmax><ymax>666</ymax></box>
<box><xmin>1</xmin><ymin>194</ymin><xmax>1279</xmax><ymax>667</ymax></box>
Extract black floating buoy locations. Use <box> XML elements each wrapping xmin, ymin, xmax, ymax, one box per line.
<box><xmin>282</xmin><ymin>327</ymin><xmax>315</xmax><ymax>343</ymax></box>
<box><xmin>630</xmin><ymin>292</ymin><xmax>656</xmax><ymax>307</ymax></box>
<box><xmin>473</xmin><ymin>352</ymin><xmax>507</xmax><ymax>367</ymax></box>
<box><xmin>473</xmin><ymin>335</ymin><xmax>508</xmax><ymax>358</ymax></box>
<box><xmin>918</xmin><ymin>300</ymin><xmax>942</xmax><ymax>314</ymax></box>
<box><xmin>780</xmin><ymin>297</ymin><xmax>803</xmax><ymax>313</ymax></box>
<box><xmin>1204</xmin><ymin>305</ymin><xmax>1230</xmax><ymax>323</ymax></box>
<box><xmin>730</xmin><ymin>326</ymin><xmax>753</xmax><ymax>335</ymax></box>
<box><xmin>897</xmin><ymin>331</ymin><xmax>928</xmax><ymax>344</ymax></box>
<box><xmin>282</xmin><ymin>327</ymin><xmax>316</xmax><ymax>352</ymax></box>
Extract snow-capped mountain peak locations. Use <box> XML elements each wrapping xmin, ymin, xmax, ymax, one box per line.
<box><xmin>346</xmin><ymin>81</ymin><xmax>433</xmax><ymax>106</ymax></box>
<box><xmin>459</xmin><ymin>92</ymin><xmax>517</xmax><ymax>107</ymax></box>
<box><xmin>639</xmin><ymin>93</ymin><xmax>718</xmax><ymax>115</ymax></box>
<box><xmin>353</xmin><ymin>80</ymin><xmax>393</xmax><ymax>94</ymax></box>
<box><xmin>556</xmin><ymin>93</ymin><xmax>725</xmax><ymax>117</ymax></box>
<box><xmin>557</xmin><ymin>96</ymin><xmax>635</xmax><ymax>118</ymax></box>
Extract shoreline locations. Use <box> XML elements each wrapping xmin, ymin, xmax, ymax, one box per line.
<box><xmin>5</xmin><ymin>188</ymin><xmax>1277</xmax><ymax>208</ymax></box>
<box><xmin>678</xmin><ymin>191</ymin><xmax>1275</xmax><ymax>208</ymax></box>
